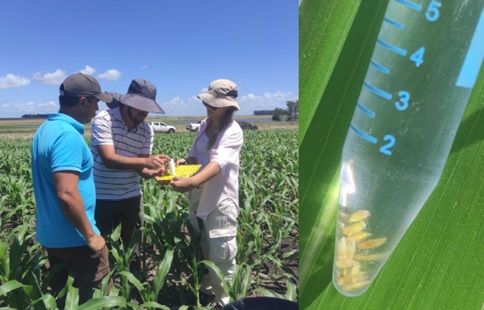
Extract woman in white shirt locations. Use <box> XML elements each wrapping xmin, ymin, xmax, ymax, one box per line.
<box><xmin>170</xmin><ymin>79</ymin><xmax>243</xmax><ymax>306</ymax></box>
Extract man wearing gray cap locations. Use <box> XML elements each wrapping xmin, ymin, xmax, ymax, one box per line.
<box><xmin>31</xmin><ymin>73</ymin><xmax>113</xmax><ymax>305</ymax></box>
<box><xmin>90</xmin><ymin>78</ymin><xmax>170</xmax><ymax>274</ymax></box>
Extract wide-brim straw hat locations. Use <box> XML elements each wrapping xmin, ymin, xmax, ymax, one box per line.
<box><xmin>197</xmin><ymin>79</ymin><xmax>240</xmax><ymax>110</ymax></box>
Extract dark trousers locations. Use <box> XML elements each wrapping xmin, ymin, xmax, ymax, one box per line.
<box><xmin>47</xmin><ymin>245</ymin><xmax>111</xmax><ymax>306</ymax></box>
<box><xmin>95</xmin><ymin>196</ymin><xmax>144</xmax><ymax>272</ymax></box>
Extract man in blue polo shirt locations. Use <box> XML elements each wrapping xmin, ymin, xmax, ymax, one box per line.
<box><xmin>31</xmin><ymin>73</ymin><xmax>113</xmax><ymax>305</ymax></box>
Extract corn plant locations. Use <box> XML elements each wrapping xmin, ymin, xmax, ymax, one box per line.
<box><xmin>300</xmin><ymin>0</ymin><xmax>484</xmax><ymax>309</ymax></box>
<box><xmin>0</xmin><ymin>128</ymin><xmax>298</xmax><ymax>308</ymax></box>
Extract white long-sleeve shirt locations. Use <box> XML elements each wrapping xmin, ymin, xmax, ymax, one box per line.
<box><xmin>188</xmin><ymin>118</ymin><xmax>243</xmax><ymax>220</ymax></box>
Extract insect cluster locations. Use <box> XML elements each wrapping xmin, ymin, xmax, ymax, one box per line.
<box><xmin>334</xmin><ymin>209</ymin><xmax>388</xmax><ymax>293</ymax></box>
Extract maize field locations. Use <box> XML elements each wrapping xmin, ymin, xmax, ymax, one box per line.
<box><xmin>0</xmin><ymin>129</ymin><xmax>298</xmax><ymax>309</ymax></box>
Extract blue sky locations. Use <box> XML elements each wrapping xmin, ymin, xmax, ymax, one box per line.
<box><xmin>0</xmin><ymin>1</ymin><xmax>298</xmax><ymax>118</ymax></box>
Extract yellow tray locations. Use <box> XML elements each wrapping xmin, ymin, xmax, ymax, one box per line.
<box><xmin>156</xmin><ymin>164</ymin><xmax>202</xmax><ymax>181</ymax></box>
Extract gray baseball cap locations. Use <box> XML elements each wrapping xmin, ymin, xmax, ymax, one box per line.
<box><xmin>60</xmin><ymin>73</ymin><xmax>113</xmax><ymax>103</ymax></box>
<box><xmin>106</xmin><ymin>79</ymin><xmax>165</xmax><ymax>114</ymax></box>
<box><xmin>197</xmin><ymin>79</ymin><xmax>240</xmax><ymax>110</ymax></box>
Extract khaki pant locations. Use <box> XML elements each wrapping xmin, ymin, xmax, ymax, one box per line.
<box><xmin>188</xmin><ymin>188</ymin><xmax>238</xmax><ymax>306</ymax></box>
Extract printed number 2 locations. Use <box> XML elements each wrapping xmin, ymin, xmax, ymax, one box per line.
<box><xmin>426</xmin><ymin>1</ymin><xmax>442</xmax><ymax>22</ymax></box>
<box><xmin>379</xmin><ymin>135</ymin><xmax>395</xmax><ymax>155</ymax></box>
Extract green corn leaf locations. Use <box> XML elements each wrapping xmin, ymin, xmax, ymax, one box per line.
<box><xmin>299</xmin><ymin>0</ymin><xmax>361</xmax><ymax>140</ymax></box>
<box><xmin>252</xmin><ymin>287</ymin><xmax>281</xmax><ymax>298</ymax></box>
<box><xmin>64</xmin><ymin>285</ymin><xmax>79</xmax><ymax>310</ymax></box>
<box><xmin>111</xmin><ymin>222</ymin><xmax>122</xmax><ymax>242</ymax></box>
<box><xmin>198</xmin><ymin>260</ymin><xmax>231</xmax><ymax>299</ymax></box>
<box><xmin>231</xmin><ymin>264</ymin><xmax>253</xmax><ymax>300</ymax></box>
<box><xmin>152</xmin><ymin>248</ymin><xmax>174</xmax><ymax>300</ymax></box>
<box><xmin>7</xmin><ymin>238</ymin><xmax>22</xmax><ymax>276</ymax></box>
<box><xmin>285</xmin><ymin>279</ymin><xmax>298</xmax><ymax>302</ymax></box>
<box><xmin>100</xmin><ymin>270</ymin><xmax>115</xmax><ymax>296</ymax></box>
<box><xmin>125</xmin><ymin>230</ymin><xmax>142</xmax><ymax>263</ymax></box>
<box><xmin>300</xmin><ymin>0</ymin><xmax>484</xmax><ymax>309</ymax></box>
<box><xmin>138</xmin><ymin>301</ymin><xmax>171</xmax><ymax>310</ymax></box>
<box><xmin>119</xmin><ymin>271</ymin><xmax>146</xmax><ymax>292</ymax></box>
<box><xmin>78</xmin><ymin>296</ymin><xmax>127</xmax><ymax>310</ymax></box>
<box><xmin>31</xmin><ymin>294</ymin><xmax>57</xmax><ymax>310</ymax></box>
<box><xmin>0</xmin><ymin>280</ymin><xmax>24</xmax><ymax>295</ymax></box>
<box><xmin>237</xmin><ymin>264</ymin><xmax>252</xmax><ymax>299</ymax></box>
<box><xmin>0</xmin><ymin>242</ymin><xmax>10</xmax><ymax>280</ymax></box>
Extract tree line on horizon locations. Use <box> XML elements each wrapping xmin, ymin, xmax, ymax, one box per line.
<box><xmin>22</xmin><ymin>114</ymin><xmax>49</xmax><ymax>119</ymax></box>
<box><xmin>253</xmin><ymin>100</ymin><xmax>299</xmax><ymax>121</ymax></box>
<box><xmin>24</xmin><ymin>100</ymin><xmax>300</xmax><ymax>121</ymax></box>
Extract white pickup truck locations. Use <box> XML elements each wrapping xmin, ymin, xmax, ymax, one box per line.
<box><xmin>186</xmin><ymin>121</ymin><xmax>201</xmax><ymax>132</ymax></box>
<box><xmin>150</xmin><ymin>122</ymin><xmax>176</xmax><ymax>134</ymax></box>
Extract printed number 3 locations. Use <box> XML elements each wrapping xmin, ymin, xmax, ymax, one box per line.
<box><xmin>395</xmin><ymin>90</ymin><xmax>410</xmax><ymax>111</ymax></box>
<box><xmin>426</xmin><ymin>1</ymin><xmax>442</xmax><ymax>22</ymax></box>
<box><xmin>380</xmin><ymin>135</ymin><xmax>395</xmax><ymax>155</ymax></box>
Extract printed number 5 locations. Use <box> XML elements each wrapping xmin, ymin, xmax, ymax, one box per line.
<box><xmin>379</xmin><ymin>135</ymin><xmax>395</xmax><ymax>155</ymax></box>
<box><xmin>426</xmin><ymin>1</ymin><xmax>442</xmax><ymax>22</ymax></box>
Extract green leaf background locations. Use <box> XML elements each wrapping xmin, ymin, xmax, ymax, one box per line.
<box><xmin>300</xmin><ymin>0</ymin><xmax>484</xmax><ymax>309</ymax></box>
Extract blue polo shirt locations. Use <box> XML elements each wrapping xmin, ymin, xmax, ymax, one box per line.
<box><xmin>31</xmin><ymin>113</ymin><xmax>100</xmax><ymax>248</ymax></box>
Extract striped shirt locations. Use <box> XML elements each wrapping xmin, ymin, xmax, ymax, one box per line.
<box><xmin>90</xmin><ymin>108</ymin><xmax>153</xmax><ymax>200</ymax></box>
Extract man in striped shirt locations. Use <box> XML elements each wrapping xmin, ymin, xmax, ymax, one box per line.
<box><xmin>90</xmin><ymin>79</ymin><xmax>170</xmax><ymax>273</ymax></box>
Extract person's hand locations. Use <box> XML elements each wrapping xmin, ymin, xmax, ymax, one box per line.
<box><xmin>170</xmin><ymin>176</ymin><xmax>195</xmax><ymax>193</ymax></box>
<box><xmin>145</xmin><ymin>154</ymin><xmax>171</xmax><ymax>170</ymax></box>
<box><xmin>85</xmin><ymin>233</ymin><xmax>106</xmax><ymax>258</ymax></box>
<box><xmin>139</xmin><ymin>168</ymin><xmax>165</xmax><ymax>179</ymax></box>
<box><xmin>175</xmin><ymin>158</ymin><xmax>187</xmax><ymax>166</ymax></box>
<box><xmin>156</xmin><ymin>178</ymin><xmax>171</xmax><ymax>186</ymax></box>
<box><xmin>154</xmin><ymin>169</ymin><xmax>171</xmax><ymax>186</ymax></box>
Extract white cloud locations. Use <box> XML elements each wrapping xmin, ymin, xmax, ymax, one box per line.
<box><xmin>159</xmin><ymin>91</ymin><xmax>298</xmax><ymax>116</ymax></box>
<box><xmin>141</xmin><ymin>65</ymin><xmax>148</xmax><ymax>69</ymax></box>
<box><xmin>1</xmin><ymin>90</ymin><xmax>297</xmax><ymax>118</ymax></box>
<box><xmin>98</xmin><ymin>69</ymin><xmax>121</xmax><ymax>81</ymax></box>
<box><xmin>0</xmin><ymin>74</ymin><xmax>30</xmax><ymax>89</ymax></box>
<box><xmin>1</xmin><ymin>100</ymin><xmax>57</xmax><ymax>117</ymax></box>
<box><xmin>239</xmin><ymin>91</ymin><xmax>297</xmax><ymax>113</ymax></box>
<box><xmin>32</xmin><ymin>69</ymin><xmax>67</xmax><ymax>85</ymax></box>
<box><xmin>79</xmin><ymin>65</ymin><xmax>96</xmax><ymax>75</ymax></box>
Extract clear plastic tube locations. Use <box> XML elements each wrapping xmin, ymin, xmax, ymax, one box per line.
<box><xmin>168</xmin><ymin>158</ymin><xmax>175</xmax><ymax>176</ymax></box>
<box><xmin>333</xmin><ymin>0</ymin><xmax>484</xmax><ymax>297</ymax></box>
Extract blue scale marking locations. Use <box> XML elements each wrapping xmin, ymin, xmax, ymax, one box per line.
<box><xmin>356</xmin><ymin>103</ymin><xmax>376</xmax><ymax>118</ymax></box>
<box><xmin>384</xmin><ymin>17</ymin><xmax>405</xmax><ymax>30</ymax></box>
<box><xmin>370</xmin><ymin>60</ymin><xmax>390</xmax><ymax>74</ymax></box>
<box><xmin>350</xmin><ymin>124</ymin><xmax>378</xmax><ymax>144</ymax></box>
<box><xmin>393</xmin><ymin>0</ymin><xmax>422</xmax><ymax>11</ymax></box>
<box><xmin>363</xmin><ymin>81</ymin><xmax>392</xmax><ymax>100</ymax></box>
<box><xmin>377</xmin><ymin>39</ymin><xmax>407</xmax><ymax>56</ymax></box>
<box><xmin>456</xmin><ymin>8</ymin><xmax>484</xmax><ymax>88</ymax></box>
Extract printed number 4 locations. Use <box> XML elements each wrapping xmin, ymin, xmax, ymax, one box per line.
<box><xmin>410</xmin><ymin>47</ymin><xmax>425</xmax><ymax>67</ymax></box>
<box><xmin>380</xmin><ymin>135</ymin><xmax>395</xmax><ymax>155</ymax></box>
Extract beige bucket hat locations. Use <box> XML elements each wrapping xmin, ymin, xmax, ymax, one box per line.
<box><xmin>197</xmin><ymin>79</ymin><xmax>240</xmax><ymax>110</ymax></box>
